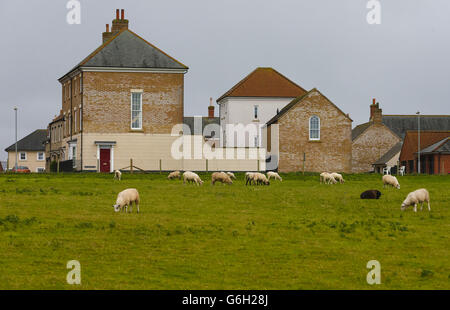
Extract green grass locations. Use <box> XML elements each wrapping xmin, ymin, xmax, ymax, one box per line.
<box><xmin>0</xmin><ymin>172</ymin><xmax>448</xmax><ymax>289</ymax></box>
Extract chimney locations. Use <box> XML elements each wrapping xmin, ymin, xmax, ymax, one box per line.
<box><xmin>102</xmin><ymin>24</ymin><xmax>114</xmax><ymax>44</ymax></box>
<box><xmin>111</xmin><ymin>9</ymin><xmax>129</xmax><ymax>34</ymax></box>
<box><xmin>208</xmin><ymin>97</ymin><xmax>215</xmax><ymax>118</ymax></box>
<box><xmin>369</xmin><ymin>98</ymin><xmax>383</xmax><ymax>123</ymax></box>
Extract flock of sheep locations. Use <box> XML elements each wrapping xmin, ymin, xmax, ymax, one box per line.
<box><xmin>111</xmin><ymin>169</ymin><xmax>431</xmax><ymax>214</ymax></box>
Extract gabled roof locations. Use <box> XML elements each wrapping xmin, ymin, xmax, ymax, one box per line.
<box><xmin>400</xmin><ymin>130</ymin><xmax>450</xmax><ymax>161</ymax></box>
<box><xmin>373</xmin><ymin>142</ymin><xmax>403</xmax><ymax>165</ymax></box>
<box><xmin>60</xmin><ymin>29</ymin><xmax>188</xmax><ymax>81</ymax></box>
<box><xmin>266</xmin><ymin>88</ymin><xmax>352</xmax><ymax>126</ymax></box>
<box><xmin>382</xmin><ymin>115</ymin><xmax>450</xmax><ymax>139</ymax></box>
<box><xmin>352</xmin><ymin>122</ymin><xmax>372</xmax><ymax>140</ymax></box>
<box><xmin>5</xmin><ymin>130</ymin><xmax>47</xmax><ymax>152</ymax></box>
<box><xmin>217</xmin><ymin>67</ymin><xmax>307</xmax><ymax>102</ymax></box>
<box><xmin>352</xmin><ymin>115</ymin><xmax>450</xmax><ymax>141</ymax></box>
<box><xmin>419</xmin><ymin>137</ymin><xmax>450</xmax><ymax>154</ymax></box>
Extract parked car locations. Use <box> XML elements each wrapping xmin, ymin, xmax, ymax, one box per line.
<box><xmin>11</xmin><ymin>166</ymin><xmax>31</xmax><ymax>173</ymax></box>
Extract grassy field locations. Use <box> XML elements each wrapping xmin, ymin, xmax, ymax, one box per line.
<box><xmin>0</xmin><ymin>172</ymin><xmax>448</xmax><ymax>290</ymax></box>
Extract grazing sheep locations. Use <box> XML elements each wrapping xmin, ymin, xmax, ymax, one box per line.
<box><xmin>168</xmin><ymin>170</ymin><xmax>181</xmax><ymax>180</ymax></box>
<box><xmin>225</xmin><ymin>172</ymin><xmax>236</xmax><ymax>180</ymax></box>
<box><xmin>113</xmin><ymin>188</ymin><xmax>140</xmax><ymax>213</ymax></box>
<box><xmin>212</xmin><ymin>172</ymin><xmax>233</xmax><ymax>185</ymax></box>
<box><xmin>360</xmin><ymin>190</ymin><xmax>382</xmax><ymax>199</ymax></box>
<box><xmin>251</xmin><ymin>172</ymin><xmax>270</xmax><ymax>185</ymax></box>
<box><xmin>382</xmin><ymin>175</ymin><xmax>400</xmax><ymax>189</ymax></box>
<box><xmin>331</xmin><ymin>172</ymin><xmax>344</xmax><ymax>184</ymax></box>
<box><xmin>401</xmin><ymin>189</ymin><xmax>430</xmax><ymax>212</ymax></box>
<box><xmin>320</xmin><ymin>172</ymin><xmax>337</xmax><ymax>184</ymax></box>
<box><xmin>245</xmin><ymin>172</ymin><xmax>256</xmax><ymax>185</ymax></box>
<box><xmin>319</xmin><ymin>172</ymin><xmax>328</xmax><ymax>184</ymax></box>
<box><xmin>183</xmin><ymin>171</ymin><xmax>204</xmax><ymax>186</ymax></box>
<box><xmin>267</xmin><ymin>171</ymin><xmax>282</xmax><ymax>181</ymax></box>
<box><xmin>114</xmin><ymin>170</ymin><xmax>122</xmax><ymax>181</ymax></box>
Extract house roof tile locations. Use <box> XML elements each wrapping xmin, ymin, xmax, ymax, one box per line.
<box><xmin>217</xmin><ymin>67</ymin><xmax>307</xmax><ymax>102</ymax></box>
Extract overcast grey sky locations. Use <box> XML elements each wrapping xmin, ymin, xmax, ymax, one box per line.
<box><xmin>1</xmin><ymin>0</ymin><xmax>449</xmax><ymax>160</ymax></box>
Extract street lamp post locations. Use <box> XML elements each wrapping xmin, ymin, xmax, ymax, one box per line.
<box><xmin>14</xmin><ymin>107</ymin><xmax>18</xmax><ymax>171</ymax></box>
<box><xmin>416</xmin><ymin>111</ymin><xmax>420</xmax><ymax>174</ymax></box>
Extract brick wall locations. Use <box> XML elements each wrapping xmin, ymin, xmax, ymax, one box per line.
<box><xmin>82</xmin><ymin>71</ymin><xmax>184</xmax><ymax>134</ymax></box>
<box><xmin>276</xmin><ymin>91</ymin><xmax>353</xmax><ymax>173</ymax></box>
<box><xmin>352</xmin><ymin>123</ymin><xmax>401</xmax><ymax>173</ymax></box>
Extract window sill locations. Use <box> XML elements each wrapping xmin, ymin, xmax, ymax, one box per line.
<box><xmin>308</xmin><ymin>140</ymin><xmax>321</xmax><ymax>143</ymax></box>
<box><xmin>130</xmin><ymin>129</ymin><xmax>144</xmax><ymax>133</ymax></box>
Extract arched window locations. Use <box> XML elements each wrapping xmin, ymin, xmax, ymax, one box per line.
<box><xmin>309</xmin><ymin>116</ymin><xmax>320</xmax><ymax>140</ymax></box>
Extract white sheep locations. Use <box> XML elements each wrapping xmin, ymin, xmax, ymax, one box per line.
<box><xmin>401</xmin><ymin>189</ymin><xmax>431</xmax><ymax>212</ymax></box>
<box><xmin>183</xmin><ymin>171</ymin><xmax>204</xmax><ymax>186</ymax></box>
<box><xmin>251</xmin><ymin>172</ymin><xmax>270</xmax><ymax>185</ymax></box>
<box><xmin>245</xmin><ymin>172</ymin><xmax>256</xmax><ymax>185</ymax></box>
<box><xmin>212</xmin><ymin>172</ymin><xmax>233</xmax><ymax>185</ymax></box>
<box><xmin>114</xmin><ymin>170</ymin><xmax>122</xmax><ymax>181</ymax></box>
<box><xmin>331</xmin><ymin>172</ymin><xmax>344</xmax><ymax>184</ymax></box>
<box><xmin>168</xmin><ymin>170</ymin><xmax>181</xmax><ymax>180</ymax></box>
<box><xmin>382</xmin><ymin>175</ymin><xmax>400</xmax><ymax>189</ymax></box>
<box><xmin>113</xmin><ymin>188</ymin><xmax>140</xmax><ymax>213</ymax></box>
<box><xmin>267</xmin><ymin>171</ymin><xmax>282</xmax><ymax>181</ymax></box>
<box><xmin>320</xmin><ymin>172</ymin><xmax>336</xmax><ymax>184</ymax></box>
<box><xmin>225</xmin><ymin>172</ymin><xmax>236</xmax><ymax>180</ymax></box>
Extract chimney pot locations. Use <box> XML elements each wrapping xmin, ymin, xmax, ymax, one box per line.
<box><xmin>106</xmin><ymin>24</ymin><xmax>109</xmax><ymax>32</ymax></box>
<box><xmin>121</xmin><ymin>9</ymin><xmax>124</xmax><ymax>20</ymax></box>
<box><xmin>208</xmin><ymin>98</ymin><xmax>215</xmax><ymax>118</ymax></box>
<box><xmin>116</xmin><ymin>9</ymin><xmax>120</xmax><ymax>20</ymax></box>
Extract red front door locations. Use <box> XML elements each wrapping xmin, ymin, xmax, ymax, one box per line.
<box><xmin>100</xmin><ymin>148</ymin><xmax>111</xmax><ymax>173</ymax></box>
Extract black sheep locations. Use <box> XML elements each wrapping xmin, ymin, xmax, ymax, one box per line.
<box><xmin>360</xmin><ymin>190</ymin><xmax>382</xmax><ymax>199</ymax></box>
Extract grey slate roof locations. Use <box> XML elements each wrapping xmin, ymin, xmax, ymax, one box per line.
<box><xmin>382</xmin><ymin>115</ymin><xmax>450</xmax><ymax>139</ymax></box>
<box><xmin>373</xmin><ymin>142</ymin><xmax>403</xmax><ymax>165</ymax></box>
<box><xmin>4</xmin><ymin>130</ymin><xmax>47</xmax><ymax>152</ymax></box>
<box><xmin>183</xmin><ymin>117</ymin><xmax>220</xmax><ymax>137</ymax></box>
<box><xmin>61</xmin><ymin>29</ymin><xmax>188</xmax><ymax>80</ymax></box>
<box><xmin>419</xmin><ymin>137</ymin><xmax>450</xmax><ymax>154</ymax></box>
<box><xmin>351</xmin><ymin>122</ymin><xmax>372</xmax><ymax>140</ymax></box>
<box><xmin>352</xmin><ymin>115</ymin><xmax>450</xmax><ymax>141</ymax></box>
<box><xmin>81</xmin><ymin>30</ymin><xmax>187</xmax><ymax>69</ymax></box>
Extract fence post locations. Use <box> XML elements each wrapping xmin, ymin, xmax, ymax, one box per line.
<box><xmin>257</xmin><ymin>159</ymin><xmax>260</xmax><ymax>171</ymax></box>
<box><xmin>159</xmin><ymin>159</ymin><xmax>162</xmax><ymax>174</ymax></box>
<box><xmin>130</xmin><ymin>158</ymin><xmax>133</xmax><ymax>174</ymax></box>
<box><xmin>57</xmin><ymin>159</ymin><xmax>60</xmax><ymax>174</ymax></box>
<box><xmin>206</xmin><ymin>159</ymin><xmax>208</xmax><ymax>173</ymax></box>
<box><xmin>303</xmin><ymin>152</ymin><xmax>306</xmax><ymax>175</ymax></box>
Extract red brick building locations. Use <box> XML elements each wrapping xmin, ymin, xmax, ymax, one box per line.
<box><xmin>46</xmin><ymin>9</ymin><xmax>188</xmax><ymax>172</ymax></box>
<box><xmin>266</xmin><ymin>88</ymin><xmax>353</xmax><ymax>173</ymax></box>
<box><xmin>400</xmin><ymin>131</ymin><xmax>450</xmax><ymax>174</ymax></box>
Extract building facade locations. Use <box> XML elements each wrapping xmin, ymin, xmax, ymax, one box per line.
<box><xmin>46</xmin><ymin>9</ymin><xmax>188</xmax><ymax>172</ymax></box>
<box><xmin>351</xmin><ymin>100</ymin><xmax>450</xmax><ymax>173</ymax></box>
<box><xmin>217</xmin><ymin>67</ymin><xmax>307</xmax><ymax>147</ymax></box>
<box><xmin>5</xmin><ymin>129</ymin><xmax>47</xmax><ymax>172</ymax></box>
<box><xmin>266</xmin><ymin>89</ymin><xmax>353</xmax><ymax>173</ymax></box>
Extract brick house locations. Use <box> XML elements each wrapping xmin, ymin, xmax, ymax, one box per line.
<box><xmin>265</xmin><ymin>88</ymin><xmax>353</xmax><ymax>173</ymax></box>
<box><xmin>399</xmin><ymin>131</ymin><xmax>450</xmax><ymax>174</ymax></box>
<box><xmin>46</xmin><ymin>9</ymin><xmax>188</xmax><ymax>172</ymax></box>
<box><xmin>352</xmin><ymin>100</ymin><xmax>450</xmax><ymax>173</ymax></box>
<box><xmin>5</xmin><ymin>129</ymin><xmax>47</xmax><ymax>172</ymax></box>
<box><xmin>184</xmin><ymin>98</ymin><xmax>220</xmax><ymax>147</ymax></box>
<box><xmin>217</xmin><ymin>67</ymin><xmax>307</xmax><ymax>147</ymax></box>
